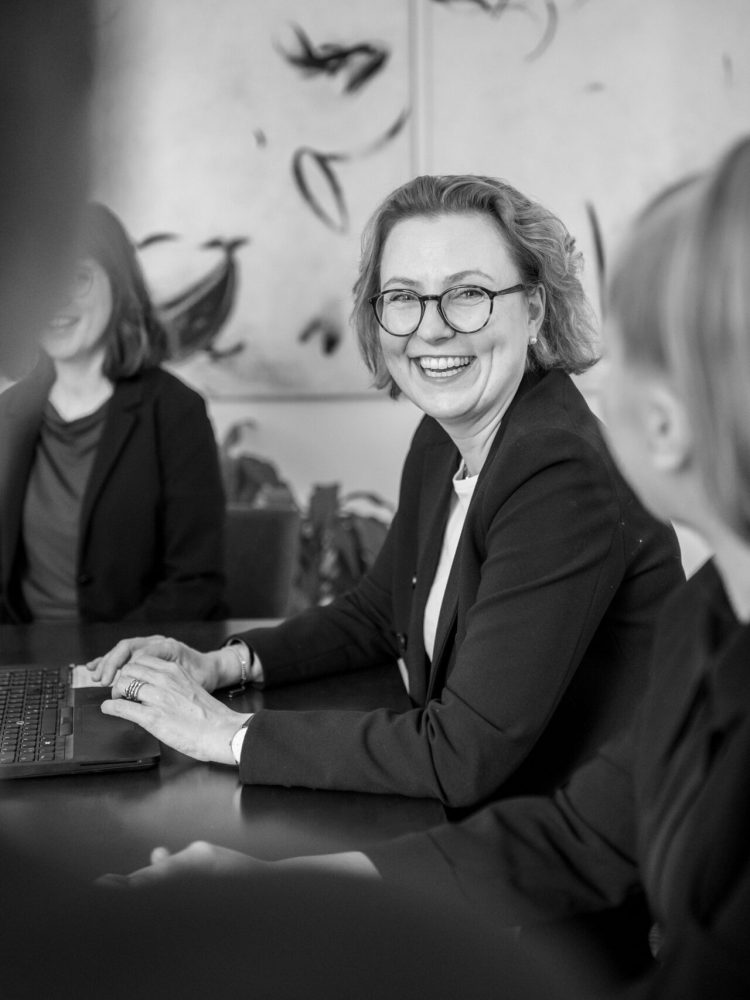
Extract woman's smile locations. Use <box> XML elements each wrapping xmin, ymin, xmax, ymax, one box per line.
<box><xmin>47</xmin><ymin>314</ymin><xmax>78</xmax><ymax>331</ymax></box>
<box><xmin>412</xmin><ymin>354</ymin><xmax>476</xmax><ymax>379</ymax></box>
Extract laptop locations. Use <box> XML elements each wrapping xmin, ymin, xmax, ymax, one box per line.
<box><xmin>0</xmin><ymin>663</ymin><xmax>160</xmax><ymax>778</ymax></box>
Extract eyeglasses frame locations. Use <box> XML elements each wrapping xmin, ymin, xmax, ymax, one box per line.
<box><xmin>368</xmin><ymin>282</ymin><xmax>528</xmax><ymax>337</ymax></box>
<box><xmin>69</xmin><ymin>260</ymin><xmax>96</xmax><ymax>302</ymax></box>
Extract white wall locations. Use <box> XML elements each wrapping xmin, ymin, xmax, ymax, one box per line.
<box><xmin>209</xmin><ymin>394</ymin><xmax>422</xmax><ymax>509</ymax></box>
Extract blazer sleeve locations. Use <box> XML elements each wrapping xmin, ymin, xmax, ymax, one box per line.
<box><xmin>640</xmin><ymin>865</ymin><xmax>750</xmax><ymax>1000</ymax></box>
<box><xmin>122</xmin><ymin>381</ymin><xmax>225</xmax><ymax>621</ymax></box>
<box><xmin>239</xmin><ymin>503</ymin><xmax>404</xmax><ymax>684</ymax></box>
<box><xmin>237</xmin><ymin>426</ymin><xmax>670</xmax><ymax>804</ymax></box>
<box><xmin>368</xmin><ymin>717</ymin><xmax>750</xmax><ymax>1000</ymax></box>
<box><xmin>368</xmin><ymin>723</ymin><xmax>642</xmax><ymax>927</ymax></box>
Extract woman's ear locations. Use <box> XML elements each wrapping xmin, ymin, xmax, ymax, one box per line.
<box><xmin>526</xmin><ymin>284</ymin><xmax>546</xmax><ymax>338</ymax></box>
<box><xmin>643</xmin><ymin>382</ymin><xmax>694</xmax><ymax>473</ymax></box>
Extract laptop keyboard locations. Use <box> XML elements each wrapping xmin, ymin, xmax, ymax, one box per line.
<box><xmin>0</xmin><ymin>668</ymin><xmax>70</xmax><ymax>764</ymax></box>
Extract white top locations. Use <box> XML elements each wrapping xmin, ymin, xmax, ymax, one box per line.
<box><xmin>422</xmin><ymin>462</ymin><xmax>478</xmax><ymax>662</ymax></box>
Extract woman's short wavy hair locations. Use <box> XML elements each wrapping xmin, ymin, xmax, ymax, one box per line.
<box><xmin>352</xmin><ymin>174</ymin><xmax>599</xmax><ymax>398</ymax></box>
<box><xmin>78</xmin><ymin>202</ymin><xmax>167</xmax><ymax>379</ymax></box>
<box><xmin>608</xmin><ymin>136</ymin><xmax>750</xmax><ymax>542</ymax></box>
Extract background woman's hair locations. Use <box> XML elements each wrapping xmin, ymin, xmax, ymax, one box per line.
<box><xmin>352</xmin><ymin>174</ymin><xmax>599</xmax><ymax>398</ymax></box>
<box><xmin>609</xmin><ymin>136</ymin><xmax>750</xmax><ymax>541</ymax></box>
<box><xmin>79</xmin><ymin>202</ymin><xmax>168</xmax><ymax>379</ymax></box>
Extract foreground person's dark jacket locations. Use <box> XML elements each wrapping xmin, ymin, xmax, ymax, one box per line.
<box><xmin>371</xmin><ymin>562</ymin><xmax>750</xmax><ymax>998</ymax></box>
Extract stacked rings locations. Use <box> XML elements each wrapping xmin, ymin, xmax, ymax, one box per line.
<box><xmin>123</xmin><ymin>678</ymin><xmax>144</xmax><ymax>703</ymax></box>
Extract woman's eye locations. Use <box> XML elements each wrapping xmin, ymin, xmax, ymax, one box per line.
<box><xmin>451</xmin><ymin>286</ymin><xmax>483</xmax><ymax>302</ymax></box>
<box><xmin>384</xmin><ymin>291</ymin><xmax>416</xmax><ymax>305</ymax></box>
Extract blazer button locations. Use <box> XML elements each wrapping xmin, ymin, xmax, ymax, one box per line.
<box><xmin>396</xmin><ymin>632</ymin><xmax>408</xmax><ymax>653</ymax></box>
<box><xmin>77</xmin><ymin>572</ymin><xmax>92</xmax><ymax>585</ymax></box>
<box><xmin>411</xmin><ymin>575</ymin><xmax>417</xmax><ymax>588</ymax></box>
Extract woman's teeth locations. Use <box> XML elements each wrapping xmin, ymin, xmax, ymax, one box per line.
<box><xmin>48</xmin><ymin>316</ymin><xmax>76</xmax><ymax>330</ymax></box>
<box><xmin>417</xmin><ymin>356</ymin><xmax>473</xmax><ymax>378</ymax></box>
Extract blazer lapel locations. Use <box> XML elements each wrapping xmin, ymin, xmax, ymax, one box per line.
<box><xmin>407</xmin><ymin>436</ymin><xmax>458</xmax><ymax>705</ymax></box>
<box><xmin>426</xmin><ymin>557</ymin><xmax>461</xmax><ymax>700</ymax></box>
<box><xmin>78</xmin><ymin>378</ymin><xmax>142</xmax><ymax>556</ymax></box>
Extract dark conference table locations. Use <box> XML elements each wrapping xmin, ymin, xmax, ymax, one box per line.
<box><xmin>0</xmin><ymin>619</ymin><xmax>444</xmax><ymax>883</ymax></box>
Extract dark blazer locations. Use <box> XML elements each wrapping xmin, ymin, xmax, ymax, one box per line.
<box><xmin>238</xmin><ymin>370</ymin><xmax>683</xmax><ymax>806</ymax></box>
<box><xmin>0</xmin><ymin>363</ymin><xmax>225</xmax><ymax>622</ymax></box>
<box><xmin>371</xmin><ymin>562</ymin><xmax>750</xmax><ymax>998</ymax></box>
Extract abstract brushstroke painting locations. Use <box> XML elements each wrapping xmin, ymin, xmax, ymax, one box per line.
<box><xmin>92</xmin><ymin>0</ymin><xmax>748</xmax><ymax>402</ymax></box>
<box><xmin>429</xmin><ymin>0</ymin><xmax>559</xmax><ymax>61</ymax></box>
<box><xmin>276</xmin><ymin>23</ymin><xmax>390</xmax><ymax>94</ymax></box>
<box><xmin>139</xmin><ymin>236</ymin><xmax>248</xmax><ymax>363</ymax></box>
<box><xmin>291</xmin><ymin>110</ymin><xmax>409</xmax><ymax>233</ymax></box>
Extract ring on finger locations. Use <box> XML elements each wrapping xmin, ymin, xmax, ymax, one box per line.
<box><xmin>123</xmin><ymin>678</ymin><xmax>144</xmax><ymax>703</ymax></box>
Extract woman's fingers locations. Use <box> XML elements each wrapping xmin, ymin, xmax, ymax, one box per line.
<box><xmin>110</xmin><ymin>659</ymin><xmax>171</xmax><ymax>701</ymax></box>
<box><xmin>112</xmin><ymin>651</ymin><xmax>198</xmax><ymax>697</ymax></box>
<box><xmin>97</xmin><ymin>846</ymin><xmax>177</xmax><ymax>889</ymax></box>
<box><xmin>86</xmin><ymin>635</ymin><xmax>168</xmax><ymax>684</ymax></box>
<box><xmin>97</xmin><ymin>842</ymin><xmax>261</xmax><ymax>890</ymax></box>
<box><xmin>102</xmin><ymin>664</ymin><xmax>244</xmax><ymax>763</ymax></box>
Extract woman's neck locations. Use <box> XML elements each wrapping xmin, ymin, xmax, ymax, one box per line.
<box><xmin>442</xmin><ymin>409</ymin><xmax>505</xmax><ymax>478</ymax></box>
<box><xmin>710</xmin><ymin>525</ymin><xmax>750</xmax><ymax>623</ymax></box>
<box><xmin>673</xmin><ymin>476</ymin><xmax>750</xmax><ymax>623</ymax></box>
<box><xmin>49</xmin><ymin>352</ymin><xmax>113</xmax><ymax>422</ymax></box>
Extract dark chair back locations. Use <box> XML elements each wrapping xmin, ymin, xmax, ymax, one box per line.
<box><xmin>224</xmin><ymin>504</ymin><xmax>300</xmax><ymax>618</ymax></box>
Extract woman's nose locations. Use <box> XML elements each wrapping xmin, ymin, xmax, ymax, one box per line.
<box><xmin>416</xmin><ymin>300</ymin><xmax>455</xmax><ymax>343</ymax></box>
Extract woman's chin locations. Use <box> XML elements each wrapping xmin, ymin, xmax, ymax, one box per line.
<box><xmin>410</xmin><ymin>388</ymin><xmax>479</xmax><ymax>426</ymax></box>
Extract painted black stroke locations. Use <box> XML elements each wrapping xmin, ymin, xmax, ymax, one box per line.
<box><xmin>277</xmin><ymin>23</ymin><xmax>389</xmax><ymax>94</ymax></box>
<box><xmin>292</xmin><ymin>149</ymin><xmax>349</xmax><ymax>233</ymax></box>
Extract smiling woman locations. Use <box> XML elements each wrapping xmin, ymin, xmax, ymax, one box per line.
<box><xmin>373</xmin><ymin>212</ymin><xmax>543</xmax><ymax>471</ymax></box>
<box><xmin>92</xmin><ymin>174</ymin><xmax>683</xmax><ymax>810</ymax></box>
<box><xmin>0</xmin><ymin>202</ymin><xmax>226</xmax><ymax>624</ymax></box>
<box><xmin>40</xmin><ymin>258</ymin><xmax>114</xmax><ymax>374</ymax></box>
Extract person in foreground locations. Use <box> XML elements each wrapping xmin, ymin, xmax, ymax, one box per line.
<box><xmin>107</xmin><ymin>138</ymin><xmax>750</xmax><ymax>997</ymax></box>
<box><xmin>92</xmin><ymin>174</ymin><xmax>681</xmax><ymax>807</ymax></box>
<box><xmin>0</xmin><ymin>202</ymin><xmax>225</xmax><ymax>623</ymax></box>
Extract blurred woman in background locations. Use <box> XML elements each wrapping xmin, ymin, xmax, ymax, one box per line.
<box><xmin>0</xmin><ymin>202</ymin><xmax>225</xmax><ymax>622</ymax></box>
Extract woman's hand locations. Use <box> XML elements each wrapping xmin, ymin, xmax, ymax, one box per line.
<box><xmin>101</xmin><ymin>653</ymin><xmax>250</xmax><ymax>763</ymax></box>
<box><xmin>86</xmin><ymin>635</ymin><xmax>237</xmax><ymax>692</ymax></box>
<box><xmin>97</xmin><ymin>842</ymin><xmax>264</xmax><ymax>889</ymax></box>
<box><xmin>97</xmin><ymin>841</ymin><xmax>381</xmax><ymax>890</ymax></box>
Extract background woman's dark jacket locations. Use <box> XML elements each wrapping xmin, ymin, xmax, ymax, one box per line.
<box><xmin>237</xmin><ymin>370</ymin><xmax>684</xmax><ymax>807</ymax></box>
<box><xmin>0</xmin><ymin>364</ymin><xmax>225</xmax><ymax>622</ymax></box>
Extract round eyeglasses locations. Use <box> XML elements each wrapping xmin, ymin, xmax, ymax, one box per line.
<box><xmin>369</xmin><ymin>283</ymin><xmax>526</xmax><ymax>337</ymax></box>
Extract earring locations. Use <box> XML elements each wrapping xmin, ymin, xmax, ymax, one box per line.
<box><xmin>529</xmin><ymin>336</ymin><xmax>538</xmax><ymax>346</ymax></box>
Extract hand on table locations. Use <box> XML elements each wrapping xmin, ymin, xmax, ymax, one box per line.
<box><xmin>98</xmin><ymin>842</ymin><xmax>380</xmax><ymax>890</ymax></box>
<box><xmin>97</xmin><ymin>841</ymin><xmax>263</xmax><ymax>889</ymax></box>
<box><xmin>101</xmin><ymin>654</ymin><xmax>250</xmax><ymax>763</ymax></box>
<box><xmin>85</xmin><ymin>635</ymin><xmax>232</xmax><ymax>692</ymax></box>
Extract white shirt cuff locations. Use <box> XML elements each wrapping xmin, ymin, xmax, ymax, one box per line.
<box><xmin>231</xmin><ymin>716</ymin><xmax>253</xmax><ymax>765</ymax></box>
